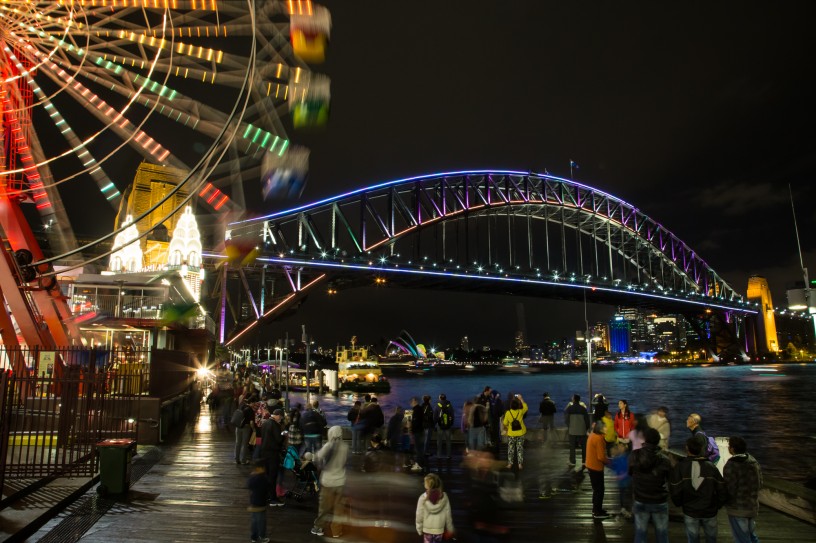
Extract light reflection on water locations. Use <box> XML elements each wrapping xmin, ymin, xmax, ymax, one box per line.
<box><xmin>283</xmin><ymin>364</ymin><xmax>816</xmax><ymax>481</ymax></box>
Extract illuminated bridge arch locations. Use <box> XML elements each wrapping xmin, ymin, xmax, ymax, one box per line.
<box><xmin>224</xmin><ymin>170</ymin><xmax>756</xmax><ymax>344</ymax></box>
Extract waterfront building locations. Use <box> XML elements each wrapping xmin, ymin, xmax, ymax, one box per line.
<box><xmin>609</xmin><ymin>316</ymin><xmax>631</xmax><ymax>355</ymax></box>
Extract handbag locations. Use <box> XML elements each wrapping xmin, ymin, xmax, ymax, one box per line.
<box><xmin>248</xmin><ymin>429</ymin><xmax>257</xmax><ymax>446</ymax></box>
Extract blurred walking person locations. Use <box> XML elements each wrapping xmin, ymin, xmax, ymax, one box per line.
<box><xmin>629</xmin><ymin>428</ymin><xmax>672</xmax><ymax>543</ymax></box>
<box><xmin>311</xmin><ymin>426</ymin><xmax>349</xmax><ymax>537</ymax></box>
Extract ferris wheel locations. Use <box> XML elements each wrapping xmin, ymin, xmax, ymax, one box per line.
<box><xmin>0</xmin><ymin>0</ymin><xmax>331</xmax><ymax>268</ymax></box>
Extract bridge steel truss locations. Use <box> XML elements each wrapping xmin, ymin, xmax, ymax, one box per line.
<box><xmin>222</xmin><ymin>170</ymin><xmax>758</xmax><ymax>346</ymax></box>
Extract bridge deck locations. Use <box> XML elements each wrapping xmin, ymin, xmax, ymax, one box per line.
<box><xmin>27</xmin><ymin>406</ymin><xmax>815</xmax><ymax>543</ymax></box>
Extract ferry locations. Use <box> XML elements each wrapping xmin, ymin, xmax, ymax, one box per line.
<box><xmin>336</xmin><ymin>338</ymin><xmax>391</xmax><ymax>393</ymax></box>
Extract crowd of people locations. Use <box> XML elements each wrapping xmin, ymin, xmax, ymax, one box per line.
<box><xmin>209</xmin><ymin>367</ymin><xmax>764</xmax><ymax>543</ymax></box>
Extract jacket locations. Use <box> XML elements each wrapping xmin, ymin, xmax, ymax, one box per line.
<box><xmin>647</xmin><ymin>413</ymin><xmax>671</xmax><ymax>450</ymax></box>
<box><xmin>415</xmin><ymin>490</ymin><xmax>454</xmax><ymax>536</ymax></box>
<box><xmin>502</xmin><ymin>402</ymin><xmax>528</xmax><ymax>437</ymax></box>
<box><xmin>602</xmin><ymin>414</ymin><xmax>617</xmax><ymax>444</ymax></box>
<box><xmin>585</xmin><ymin>432</ymin><xmax>608</xmax><ymax>471</ymax></box>
<box><xmin>359</xmin><ymin>402</ymin><xmax>385</xmax><ymax>432</ymax></box>
<box><xmin>723</xmin><ymin>453</ymin><xmax>762</xmax><ymax>518</ymax></box>
<box><xmin>539</xmin><ymin>398</ymin><xmax>556</xmax><ymax>416</ymax></box>
<box><xmin>629</xmin><ymin>443</ymin><xmax>672</xmax><ymax>503</ymax></box>
<box><xmin>669</xmin><ymin>456</ymin><xmax>728</xmax><ymax>518</ymax></box>
<box><xmin>260</xmin><ymin>418</ymin><xmax>284</xmax><ymax>458</ymax></box>
<box><xmin>614</xmin><ymin>410</ymin><xmax>634</xmax><ymax>440</ymax></box>
<box><xmin>411</xmin><ymin>405</ymin><xmax>425</xmax><ymax>433</ymax></box>
<box><xmin>565</xmin><ymin>402</ymin><xmax>590</xmax><ymax>436</ymax></box>
<box><xmin>299</xmin><ymin>409</ymin><xmax>326</xmax><ymax>436</ymax></box>
<box><xmin>316</xmin><ymin>426</ymin><xmax>349</xmax><ymax>488</ymax></box>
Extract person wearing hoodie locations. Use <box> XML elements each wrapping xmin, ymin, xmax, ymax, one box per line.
<box><xmin>629</xmin><ymin>428</ymin><xmax>672</xmax><ymax>543</ymax></box>
<box><xmin>415</xmin><ymin>473</ymin><xmax>454</xmax><ymax>542</ymax></box>
<box><xmin>670</xmin><ymin>436</ymin><xmax>728</xmax><ymax>543</ymax></box>
<box><xmin>311</xmin><ymin>426</ymin><xmax>349</xmax><ymax>538</ymax></box>
<box><xmin>723</xmin><ymin>436</ymin><xmax>762</xmax><ymax>543</ymax></box>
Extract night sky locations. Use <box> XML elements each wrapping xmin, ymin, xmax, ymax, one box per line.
<box><xmin>60</xmin><ymin>2</ymin><xmax>816</xmax><ymax>350</ymax></box>
<box><xmin>251</xmin><ymin>1</ymin><xmax>816</xmax><ymax>350</ymax></box>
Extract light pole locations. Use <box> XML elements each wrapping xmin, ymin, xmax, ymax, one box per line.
<box><xmin>302</xmin><ymin>325</ymin><xmax>310</xmax><ymax>403</ymax></box>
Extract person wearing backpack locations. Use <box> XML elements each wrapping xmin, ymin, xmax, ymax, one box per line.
<box><xmin>502</xmin><ymin>395</ymin><xmax>528</xmax><ymax>470</ymax></box>
<box><xmin>669</xmin><ymin>436</ymin><xmax>728</xmax><ymax>543</ymax></box>
<box><xmin>434</xmin><ymin>394</ymin><xmax>455</xmax><ymax>459</ymax></box>
<box><xmin>687</xmin><ymin>413</ymin><xmax>720</xmax><ymax>464</ymax></box>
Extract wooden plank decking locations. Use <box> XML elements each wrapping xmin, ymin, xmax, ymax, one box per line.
<box><xmin>26</xmin><ymin>405</ymin><xmax>816</xmax><ymax>543</ymax></box>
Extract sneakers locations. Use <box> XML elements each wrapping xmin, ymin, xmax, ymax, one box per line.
<box><xmin>268</xmin><ymin>500</ymin><xmax>285</xmax><ymax>507</ymax></box>
<box><xmin>620</xmin><ymin>508</ymin><xmax>632</xmax><ymax>519</ymax></box>
<box><xmin>251</xmin><ymin>538</ymin><xmax>270</xmax><ymax>543</ymax></box>
<box><xmin>410</xmin><ymin>463</ymin><xmax>422</xmax><ymax>472</ymax></box>
<box><xmin>538</xmin><ymin>492</ymin><xmax>552</xmax><ymax>500</ymax></box>
<box><xmin>592</xmin><ymin>511</ymin><xmax>610</xmax><ymax>519</ymax></box>
<box><xmin>310</xmin><ymin>526</ymin><xmax>324</xmax><ymax>536</ymax></box>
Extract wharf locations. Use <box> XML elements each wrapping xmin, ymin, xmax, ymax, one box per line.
<box><xmin>19</xmin><ymin>407</ymin><xmax>816</xmax><ymax>543</ymax></box>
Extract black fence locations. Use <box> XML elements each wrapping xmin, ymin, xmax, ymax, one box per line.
<box><xmin>0</xmin><ymin>347</ymin><xmax>148</xmax><ymax>501</ymax></box>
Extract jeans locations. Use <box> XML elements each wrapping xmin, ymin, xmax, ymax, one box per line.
<box><xmin>351</xmin><ymin>425</ymin><xmax>364</xmax><ymax>453</ymax></box>
<box><xmin>412</xmin><ymin>432</ymin><xmax>426</xmax><ymax>467</ymax></box>
<box><xmin>436</xmin><ymin>429</ymin><xmax>452</xmax><ymax>458</ymax></box>
<box><xmin>728</xmin><ymin>515</ymin><xmax>759</xmax><ymax>543</ymax></box>
<box><xmin>540</xmin><ymin>415</ymin><xmax>554</xmax><ymax>441</ymax></box>
<box><xmin>633</xmin><ymin>501</ymin><xmax>669</xmax><ymax>543</ymax></box>
<box><xmin>569</xmin><ymin>434</ymin><xmax>587</xmax><ymax>465</ymax></box>
<box><xmin>250</xmin><ymin>510</ymin><xmax>266</xmax><ymax>540</ymax></box>
<box><xmin>235</xmin><ymin>426</ymin><xmax>251</xmax><ymax>462</ymax></box>
<box><xmin>684</xmin><ymin>514</ymin><xmax>718</xmax><ymax>543</ymax></box>
<box><xmin>303</xmin><ymin>435</ymin><xmax>322</xmax><ymax>456</ymax></box>
<box><xmin>423</xmin><ymin>428</ymin><xmax>434</xmax><ymax>455</ymax></box>
<box><xmin>588</xmin><ymin>467</ymin><xmax>605</xmax><ymax>514</ymax></box>
<box><xmin>468</xmin><ymin>426</ymin><xmax>486</xmax><ymax>452</ymax></box>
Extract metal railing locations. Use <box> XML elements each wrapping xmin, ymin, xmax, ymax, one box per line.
<box><xmin>0</xmin><ymin>348</ymin><xmax>147</xmax><ymax>501</ymax></box>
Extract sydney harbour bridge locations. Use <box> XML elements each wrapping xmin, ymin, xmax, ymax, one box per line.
<box><xmin>213</xmin><ymin>170</ymin><xmax>770</xmax><ymax>356</ymax></box>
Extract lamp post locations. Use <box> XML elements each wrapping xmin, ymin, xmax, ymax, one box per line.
<box><xmin>302</xmin><ymin>325</ymin><xmax>310</xmax><ymax>403</ymax></box>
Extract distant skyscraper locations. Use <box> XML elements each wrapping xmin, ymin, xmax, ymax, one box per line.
<box><xmin>460</xmin><ymin>335</ymin><xmax>470</xmax><ymax>352</ymax></box>
<box><xmin>609</xmin><ymin>316</ymin><xmax>631</xmax><ymax>354</ymax></box>
<box><xmin>514</xmin><ymin>330</ymin><xmax>525</xmax><ymax>351</ymax></box>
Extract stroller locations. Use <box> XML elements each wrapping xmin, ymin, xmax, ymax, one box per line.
<box><xmin>281</xmin><ymin>446</ymin><xmax>319</xmax><ymax>501</ymax></box>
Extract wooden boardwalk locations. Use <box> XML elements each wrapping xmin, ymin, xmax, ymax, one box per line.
<box><xmin>27</xmin><ymin>406</ymin><xmax>816</xmax><ymax>543</ymax></box>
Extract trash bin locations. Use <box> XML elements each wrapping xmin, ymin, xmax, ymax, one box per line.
<box><xmin>96</xmin><ymin>439</ymin><xmax>136</xmax><ymax>495</ymax></box>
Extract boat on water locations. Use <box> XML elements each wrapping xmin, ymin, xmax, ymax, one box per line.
<box><xmin>336</xmin><ymin>338</ymin><xmax>391</xmax><ymax>393</ymax></box>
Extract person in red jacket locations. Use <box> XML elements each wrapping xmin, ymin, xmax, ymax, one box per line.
<box><xmin>614</xmin><ymin>399</ymin><xmax>634</xmax><ymax>444</ymax></box>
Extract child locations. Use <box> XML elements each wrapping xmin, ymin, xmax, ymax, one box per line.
<box><xmin>609</xmin><ymin>442</ymin><xmax>632</xmax><ymax>518</ymax></box>
<box><xmin>247</xmin><ymin>460</ymin><xmax>270</xmax><ymax>543</ymax></box>
<box><xmin>415</xmin><ymin>473</ymin><xmax>454</xmax><ymax>543</ymax></box>
<box><xmin>300</xmin><ymin>451</ymin><xmax>320</xmax><ymax>493</ymax></box>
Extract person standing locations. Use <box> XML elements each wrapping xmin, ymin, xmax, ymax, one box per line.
<box><xmin>629</xmin><ymin>428</ymin><xmax>672</xmax><ymax>543</ymax></box>
<box><xmin>502</xmin><ymin>394</ymin><xmax>528</xmax><ymax>469</ymax></box>
<box><xmin>602</xmin><ymin>409</ymin><xmax>617</xmax><ymax>455</ymax></box>
<box><xmin>723</xmin><ymin>436</ymin><xmax>762</xmax><ymax>543</ymax></box>
<box><xmin>614</xmin><ymin>399</ymin><xmax>634</xmax><ymax>445</ymax></box>
<box><xmin>488</xmin><ymin>390</ymin><xmax>505</xmax><ymax>455</ymax></box>
<box><xmin>415</xmin><ymin>473</ymin><xmax>454</xmax><ymax>543</ymax></box>
<box><xmin>538</xmin><ymin>392</ymin><xmax>556</xmax><ymax>442</ymax></box>
<box><xmin>468</xmin><ymin>396</ymin><xmax>489</xmax><ymax>453</ymax></box>
<box><xmin>586</xmin><ymin>420</ymin><xmax>610</xmax><ymax>519</ymax></box>
<box><xmin>234</xmin><ymin>399</ymin><xmax>254</xmax><ymax>465</ymax></box>
<box><xmin>260</xmin><ymin>408</ymin><xmax>286</xmax><ymax>506</ymax></box>
<box><xmin>565</xmin><ymin>394</ymin><xmax>590</xmax><ymax>467</ymax></box>
<box><xmin>434</xmin><ymin>394</ymin><xmax>455</xmax><ymax>459</ymax></box>
<box><xmin>247</xmin><ymin>460</ymin><xmax>270</xmax><ymax>543</ymax></box>
<box><xmin>347</xmin><ymin>400</ymin><xmax>363</xmax><ymax>454</ymax></box>
<box><xmin>311</xmin><ymin>425</ymin><xmax>349</xmax><ymax>537</ymax></box>
<box><xmin>647</xmin><ymin>406</ymin><xmax>671</xmax><ymax>451</ymax></box>
<box><xmin>300</xmin><ymin>402</ymin><xmax>327</xmax><ymax>456</ymax></box>
<box><xmin>670</xmin><ymin>437</ymin><xmax>728</xmax><ymax>543</ymax></box>
<box><xmin>421</xmin><ymin>395</ymin><xmax>435</xmax><ymax>456</ymax></box>
<box><xmin>410</xmin><ymin>397</ymin><xmax>426</xmax><ymax>472</ymax></box>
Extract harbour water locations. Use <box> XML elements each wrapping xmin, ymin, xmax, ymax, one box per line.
<box><xmin>283</xmin><ymin>363</ymin><xmax>816</xmax><ymax>483</ymax></box>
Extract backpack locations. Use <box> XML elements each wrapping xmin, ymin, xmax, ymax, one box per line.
<box><xmin>438</xmin><ymin>402</ymin><xmax>454</xmax><ymax>429</ymax></box>
<box><xmin>510</xmin><ymin>412</ymin><xmax>522</xmax><ymax>432</ymax></box>
<box><xmin>704</xmin><ymin>434</ymin><xmax>720</xmax><ymax>463</ymax></box>
<box><xmin>230</xmin><ymin>408</ymin><xmax>244</xmax><ymax>427</ymax></box>
<box><xmin>422</xmin><ymin>404</ymin><xmax>434</xmax><ymax>426</ymax></box>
